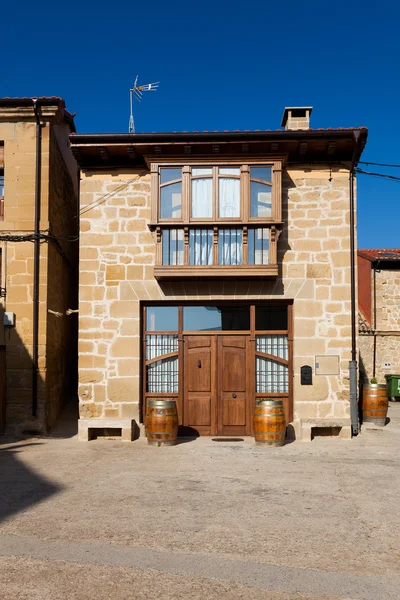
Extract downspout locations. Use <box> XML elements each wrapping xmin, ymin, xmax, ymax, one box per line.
<box><xmin>372</xmin><ymin>260</ymin><xmax>379</xmax><ymax>378</ymax></box>
<box><xmin>349</xmin><ymin>131</ymin><xmax>361</xmax><ymax>436</ymax></box>
<box><xmin>32</xmin><ymin>99</ymin><xmax>42</xmax><ymax>417</ymax></box>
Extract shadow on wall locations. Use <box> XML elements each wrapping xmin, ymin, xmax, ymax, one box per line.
<box><xmin>0</xmin><ymin>443</ymin><xmax>62</xmax><ymax>524</ymax></box>
<box><xmin>0</xmin><ymin>303</ymin><xmax>78</xmax><ymax>438</ymax></box>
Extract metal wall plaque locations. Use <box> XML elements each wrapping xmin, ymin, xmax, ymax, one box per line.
<box><xmin>315</xmin><ymin>355</ymin><xmax>340</xmax><ymax>376</ymax></box>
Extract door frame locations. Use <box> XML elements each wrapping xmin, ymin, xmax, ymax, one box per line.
<box><xmin>141</xmin><ymin>301</ymin><xmax>293</xmax><ymax>431</ymax></box>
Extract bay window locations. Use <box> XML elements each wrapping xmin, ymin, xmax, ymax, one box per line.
<box><xmin>151</xmin><ymin>161</ymin><xmax>282</xmax><ymax>278</ymax></box>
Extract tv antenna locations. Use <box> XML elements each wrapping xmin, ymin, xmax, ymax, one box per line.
<box><xmin>129</xmin><ymin>75</ymin><xmax>160</xmax><ymax>133</ymax></box>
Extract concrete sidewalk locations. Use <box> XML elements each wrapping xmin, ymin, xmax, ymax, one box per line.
<box><xmin>1</xmin><ymin>403</ymin><xmax>400</xmax><ymax>599</ymax></box>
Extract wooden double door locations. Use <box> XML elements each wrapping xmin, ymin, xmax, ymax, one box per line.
<box><xmin>183</xmin><ymin>334</ymin><xmax>252</xmax><ymax>436</ymax></box>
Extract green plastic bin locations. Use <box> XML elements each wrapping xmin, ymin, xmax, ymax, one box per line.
<box><xmin>385</xmin><ymin>374</ymin><xmax>400</xmax><ymax>399</ymax></box>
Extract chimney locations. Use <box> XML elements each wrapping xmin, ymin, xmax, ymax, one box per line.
<box><xmin>281</xmin><ymin>106</ymin><xmax>313</xmax><ymax>130</ymax></box>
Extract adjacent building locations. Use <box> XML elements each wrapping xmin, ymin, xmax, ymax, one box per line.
<box><xmin>358</xmin><ymin>249</ymin><xmax>400</xmax><ymax>384</ymax></box>
<box><xmin>71</xmin><ymin>107</ymin><xmax>368</xmax><ymax>441</ymax></box>
<box><xmin>0</xmin><ymin>97</ymin><xmax>79</xmax><ymax>435</ymax></box>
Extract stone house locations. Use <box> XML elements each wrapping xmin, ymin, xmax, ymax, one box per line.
<box><xmin>70</xmin><ymin>107</ymin><xmax>368</xmax><ymax>442</ymax></box>
<box><xmin>358</xmin><ymin>249</ymin><xmax>400</xmax><ymax>384</ymax></box>
<box><xmin>0</xmin><ymin>97</ymin><xmax>79</xmax><ymax>435</ymax></box>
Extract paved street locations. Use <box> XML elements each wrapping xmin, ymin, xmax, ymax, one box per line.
<box><xmin>1</xmin><ymin>403</ymin><xmax>400</xmax><ymax>599</ymax></box>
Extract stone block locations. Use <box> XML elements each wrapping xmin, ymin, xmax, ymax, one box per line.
<box><xmin>106</xmin><ymin>265</ymin><xmax>125</xmax><ymax>281</ymax></box>
<box><xmin>108</xmin><ymin>377</ymin><xmax>137</xmax><ymax>403</ymax></box>
<box><xmin>78</xmin><ymin>418</ymin><xmax>136</xmax><ymax>442</ymax></box>
<box><xmin>307</xmin><ymin>264</ymin><xmax>332</xmax><ymax>279</ymax></box>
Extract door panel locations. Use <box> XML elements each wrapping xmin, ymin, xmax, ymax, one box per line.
<box><xmin>184</xmin><ymin>336</ymin><xmax>216</xmax><ymax>434</ymax></box>
<box><xmin>218</xmin><ymin>336</ymin><xmax>249</xmax><ymax>435</ymax></box>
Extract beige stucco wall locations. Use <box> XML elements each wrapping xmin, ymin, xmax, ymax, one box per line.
<box><xmin>0</xmin><ymin>114</ymin><xmax>78</xmax><ymax>434</ymax></box>
<box><xmin>78</xmin><ymin>166</ymin><xmax>353</xmax><ymax>426</ymax></box>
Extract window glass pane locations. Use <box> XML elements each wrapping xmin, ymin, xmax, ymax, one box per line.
<box><xmin>219</xmin><ymin>178</ymin><xmax>240</xmax><ymax>217</ymax></box>
<box><xmin>192</xmin><ymin>178</ymin><xmax>212</xmax><ymax>218</ymax></box>
<box><xmin>189</xmin><ymin>229</ymin><xmax>213</xmax><ymax>265</ymax></box>
<box><xmin>218</xmin><ymin>229</ymin><xmax>242</xmax><ymax>265</ymax></box>
<box><xmin>0</xmin><ymin>176</ymin><xmax>4</xmax><ymax>196</ymax></box>
<box><xmin>256</xmin><ymin>335</ymin><xmax>288</xmax><ymax>393</ymax></box>
<box><xmin>250</xmin><ymin>167</ymin><xmax>272</xmax><ymax>182</ymax></box>
<box><xmin>146</xmin><ymin>306</ymin><xmax>178</xmax><ymax>331</ymax></box>
<box><xmin>248</xmin><ymin>228</ymin><xmax>269</xmax><ymax>265</ymax></box>
<box><xmin>250</xmin><ymin>181</ymin><xmax>272</xmax><ymax>217</ymax></box>
<box><xmin>183</xmin><ymin>306</ymin><xmax>250</xmax><ymax>331</ymax></box>
<box><xmin>161</xmin><ymin>182</ymin><xmax>182</xmax><ymax>218</ymax></box>
<box><xmin>192</xmin><ymin>168</ymin><xmax>212</xmax><ymax>176</ymax></box>
<box><xmin>256</xmin><ymin>306</ymin><xmax>288</xmax><ymax>330</ymax></box>
<box><xmin>162</xmin><ymin>229</ymin><xmax>184</xmax><ymax>265</ymax></box>
<box><xmin>219</xmin><ymin>168</ymin><xmax>240</xmax><ymax>175</ymax></box>
<box><xmin>160</xmin><ymin>168</ymin><xmax>182</xmax><ymax>184</ymax></box>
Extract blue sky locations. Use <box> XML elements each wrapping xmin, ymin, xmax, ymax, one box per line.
<box><xmin>2</xmin><ymin>0</ymin><xmax>399</xmax><ymax>248</ymax></box>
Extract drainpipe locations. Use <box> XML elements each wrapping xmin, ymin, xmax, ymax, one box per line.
<box><xmin>349</xmin><ymin>131</ymin><xmax>361</xmax><ymax>436</ymax></box>
<box><xmin>32</xmin><ymin>99</ymin><xmax>42</xmax><ymax>417</ymax></box>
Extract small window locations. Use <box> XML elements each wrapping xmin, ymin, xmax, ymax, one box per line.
<box><xmin>0</xmin><ymin>173</ymin><xmax>4</xmax><ymax>222</ymax></box>
<box><xmin>256</xmin><ymin>306</ymin><xmax>288</xmax><ymax>330</ymax></box>
<box><xmin>146</xmin><ymin>306</ymin><xmax>178</xmax><ymax>331</ymax></box>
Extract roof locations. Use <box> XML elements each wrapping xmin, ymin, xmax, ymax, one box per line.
<box><xmin>70</xmin><ymin>127</ymin><xmax>368</xmax><ymax>169</ymax></box>
<box><xmin>0</xmin><ymin>96</ymin><xmax>76</xmax><ymax>132</ymax></box>
<box><xmin>358</xmin><ymin>249</ymin><xmax>400</xmax><ymax>262</ymax></box>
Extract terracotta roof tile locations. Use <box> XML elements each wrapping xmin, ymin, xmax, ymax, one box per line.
<box><xmin>358</xmin><ymin>248</ymin><xmax>400</xmax><ymax>261</ymax></box>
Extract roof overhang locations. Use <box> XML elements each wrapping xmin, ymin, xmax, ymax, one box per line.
<box><xmin>69</xmin><ymin>128</ymin><xmax>368</xmax><ymax>170</ymax></box>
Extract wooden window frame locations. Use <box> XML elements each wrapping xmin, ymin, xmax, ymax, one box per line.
<box><xmin>150</xmin><ymin>159</ymin><xmax>282</xmax><ymax>279</ymax></box>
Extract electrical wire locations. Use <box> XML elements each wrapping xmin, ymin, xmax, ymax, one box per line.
<box><xmin>360</xmin><ymin>161</ymin><xmax>400</xmax><ymax>168</ymax></box>
<box><xmin>355</xmin><ymin>168</ymin><xmax>400</xmax><ymax>182</ymax></box>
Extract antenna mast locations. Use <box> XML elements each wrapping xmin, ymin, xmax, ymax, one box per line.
<box><xmin>129</xmin><ymin>76</ymin><xmax>160</xmax><ymax>133</ymax></box>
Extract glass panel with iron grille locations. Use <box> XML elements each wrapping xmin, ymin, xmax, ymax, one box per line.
<box><xmin>248</xmin><ymin>228</ymin><xmax>269</xmax><ymax>265</ymax></box>
<box><xmin>0</xmin><ymin>175</ymin><xmax>4</xmax><ymax>196</ymax></box>
<box><xmin>189</xmin><ymin>229</ymin><xmax>213</xmax><ymax>265</ymax></box>
<box><xmin>160</xmin><ymin>182</ymin><xmax>182</xmax><ymax>219</ymax></box>
<box><xmin>162</xmin><ymin>229</ymin><xmax>184</xmax><ymax>265</ymax></box>
<box><xmin>218</xmin><ymin>229</ymin><xmax>242</xmax><ymax>265</ymax></box>
<box><xmin>146</xmin><ymin>334</ymin><xmax>178</xmax><ymax>393</ymax></box>
<box><xmin>256</xmin><ymin>335</ymin><xmax>288</xmax><ymax>393</ymax></box>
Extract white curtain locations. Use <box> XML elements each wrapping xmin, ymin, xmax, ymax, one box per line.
<box><xmin>219</xmin><ymin>178</ymin><xmax>240</xmax><ymax>218</ymax></box>
<box><xmin>218</xmin><ymin>229</ymin><xmax>242</xmax><ymax>265</ymax></box>
<box><xmin>192</xmin><ymin>178</ymin><xmax>212</xmax><ymax>218</ymax></box>
<box><xmin>189</xmin><ymin>229</ymin><xmax>213</xmax><ymax>265</ymax></box>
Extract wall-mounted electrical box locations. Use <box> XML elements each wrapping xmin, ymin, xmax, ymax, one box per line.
<box><xmin>4</xmin><ymin>312</ymin><xmax>15</xmax><ymax>327</ymax></box>
<box><xmin>382</xmin><ymin>362</ymin><xmax>392</xmax><ymax>370</ymax></box>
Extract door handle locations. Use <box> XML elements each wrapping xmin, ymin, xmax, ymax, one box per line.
<box><xmin>232</xmin><ymin>393</ymin><xmax>237</xmax><ymax>398</ymax></box>
<box><xmin>198</xmin><ymin>360</ymin><xmax>202</xmax><ymax>368</ymax></box>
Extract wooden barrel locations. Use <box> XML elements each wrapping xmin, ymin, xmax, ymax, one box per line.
<box><xmin>253</xmin><ymin>399</ymin><xmax>286</xmax><ymax>446</ymax></box>
<box><xmin>145</xmin><ymin>399</ymin><xmax>179</xmax><ymax>446</ymax></box>
<box><xmin>363</xmin><ymin>384</ymin><xmax>388</xmax><ymax>426</ymax></box>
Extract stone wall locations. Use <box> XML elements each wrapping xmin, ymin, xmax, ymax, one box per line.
<box><xmin>45</xmin><ymin>127</ymin><xmax>79</xmax><ymax>429</ymax></box>
<box><xmin>0</xmin><ymin>114</ymin><xmax>78</xmax><ymax>434</ymax></box>
<box><xmin>0</xmin><ymin>121</ymin><xmax>50</xmax><ymax>432</ymax></box>
<box><xmin>359</xmin><ymin>266</ymin><xmax>400</xmax><ymax>384</ymax></box>
<box><xmin>78</xmin><ymin>166</ymin><xmax>353</xmax><ymax>426</ymax></box>
<box><xmin>375</xmin><ymin>268</ymin><xmax>400</xmax><ymax>330</ymax></box>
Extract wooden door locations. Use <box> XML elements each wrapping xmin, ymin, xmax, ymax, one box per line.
<box><xmin>217</xmin><ymin>336</ymin><xmax>250</xmax><ymax>436</ymax></box>
<box><xmin>183</xmin><ymin>336</ymin><xmax>217</xmax><ymax>435</ymax></box>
